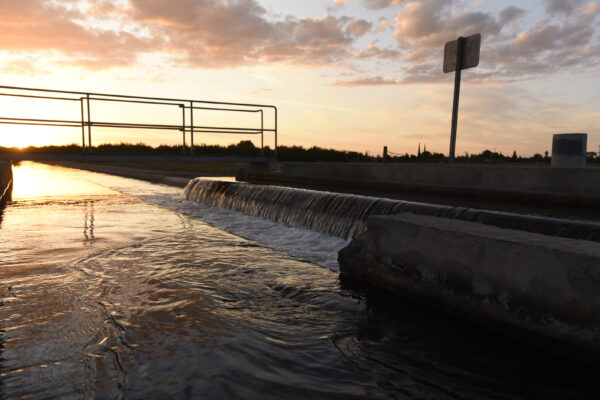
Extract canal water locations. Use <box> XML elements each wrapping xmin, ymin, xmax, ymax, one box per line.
<box><xmin>1</xmin><ymin>162</ymin><xmax>598</xmax><ymax>399</ymax></box>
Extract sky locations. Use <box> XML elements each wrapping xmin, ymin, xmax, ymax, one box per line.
<box><xmin>0</xmin><ymin>0</ymin><xmax>599</xmax><ymax>156</ymax></box>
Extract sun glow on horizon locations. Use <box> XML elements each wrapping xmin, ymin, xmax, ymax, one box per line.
<box><xmin>0</xmin><ymin>0</ymin><xmax>598</xmax><ymax>156</ymax></box>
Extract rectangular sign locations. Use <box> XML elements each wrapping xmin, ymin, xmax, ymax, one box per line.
<box><xmin>443</xmin><ymin>33</ymin><xmax>481</xmax><ymax>73</ymax></box>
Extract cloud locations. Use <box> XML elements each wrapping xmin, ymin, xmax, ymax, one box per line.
<box><xmin>127</xmin><ymin>0</ymin><xmax>378</xmax><ymax>67</ymax></box>
<box><xmin>345</xmin><ymin>18</ymin><xmax>373</xmax><ymax>36</ymax></box>
<box><xmin>332</xmin><ymin>76</ymin><xmax>403</xmax><ymax>86</ymax></box>
<box><xmin>0</xmin><ymin>58</ymin><xmax>48</xmax><ymax>76</ymax></box>
<box><xmin>0</xmin><ymin>0</ymin><xmax>157</xmax><ymax>68</ymax></box>
<box><xmin>354</xmin><ymin>43</ymin><xmax>401</xmax><ymax>59</ymax></box>
<box><xmin>0</xmin><ymin>0</ymin><xmax>380</xmax><ymax>70</ymax></box>
<box><xmin>393</xmin><ymin>0</ymin><xmax>501</xmax><ymax>43</ymax></box>
<box><xmin>360</xmin><ymin>0</ymin><xmax>406</xmax><ymax>9</ymax></box>
<box><xmin>1</xmin><ymin>0</ymin><xmax>599</xmax><ymax>88</ymax></box>
<box><xmin>499</xmin><ymin>6</ymin><xmax>525</xmax><ymax>26</ymax></box>
<box><xmin>542</xmin><ymin>0</ymin><xmax>583</xmax><ymax>15</ymax></box>
<box><xmin>341</xmin><ymin>0</ymin><xmax>600</xmax><ymax>86</ymax></box>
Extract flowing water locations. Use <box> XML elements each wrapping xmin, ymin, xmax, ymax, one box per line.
<box><xmin>1</xmin><ymin>162</ymin><xmax>599</xmax><ymax>399</ymax></box>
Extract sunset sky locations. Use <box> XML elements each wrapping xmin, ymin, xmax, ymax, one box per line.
<box><xmin>0</xmin><ymin>0</ymin><xmax>599</xmax><ymax>156</ymax></box>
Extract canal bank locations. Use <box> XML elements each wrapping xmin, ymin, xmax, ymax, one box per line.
<box><xmin>235</xmin><ymin>162</ymin><xmax>600</xmax><ymax>208</ymax></box>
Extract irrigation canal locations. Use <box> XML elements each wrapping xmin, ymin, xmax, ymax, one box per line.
<box><xmin>0</xmin><ymin>162</ymin><xmax>598</xmax><ymax>399</ymax></box>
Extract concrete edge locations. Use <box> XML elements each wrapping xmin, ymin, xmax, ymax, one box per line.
<box><xmin>0</xmin><ymin>161</ymin><xmax>12</xmax><ymax>202</ymax></box>
<box><xmin>243</xmin><ymin>173</ymin><xmax>600</xmax><ymax>207</ymax></box>
<box><xmin>338</xmin><ymin>212</ymin><xmax>600</xmax><ymax>364</ymax></box>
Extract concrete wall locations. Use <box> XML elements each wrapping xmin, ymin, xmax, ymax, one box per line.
<box><xmin>0</xmin><ymin>161</ymin><xmax>12</xmax><ymax>202</ymax></box>
<box><xmin>236</xmin><ymin>162</ymin><xmax>600</xmax><ymax>206</ymax></box>
<box><xmin>339</xmin><ymin>213</ymin><xmax>600</xmax><ymax>364</ymax></box>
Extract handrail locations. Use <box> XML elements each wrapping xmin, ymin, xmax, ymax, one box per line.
<box><xmin>0</xmin><ymin>85</ymin><xmax>278</xmax><ymax>156</ymax></box>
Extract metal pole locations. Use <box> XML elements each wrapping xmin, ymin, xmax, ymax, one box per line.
<box><xmin>181</xmin><ymin>105</ymin><xmax>186</xmax><ymax>153</ymax></box>
<box><xmin>86</xmin><ymin>94</ymin><xmax>92</xmax><ymax>151</ymax></box>
<box><xmin>274</xmin><ymin>107</ymin><xmax>278</xmax><ymax>159</ymax></box>
<box><xmin>449</xmin><ymin>36</ymin><xmax>464</xmax><ymax>163</ymax></box>
<box><xmin>260</xmin><ymin>110</ymin><xmax>264</xmax><ymax>155</ymax></box>
<box><xmin>190</xmin><ymin>101</ymin><xmax>194</xmax><ymax>154</ymax></box>
<box><xmin>80</xmin><ymin>98</ymin><xmax>86</xmax><ymax>152</ymax></box>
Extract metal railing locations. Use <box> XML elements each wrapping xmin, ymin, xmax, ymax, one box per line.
<box><xmin>0</xmin><ymin>85</ymin><xmax>277</xmax><ymax>156</ymax></box>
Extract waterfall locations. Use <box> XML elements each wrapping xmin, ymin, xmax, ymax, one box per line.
<box><xmin>184</xmin><ymin>179</ymin><xmax>600</xmax><ymax>242</ymax></box>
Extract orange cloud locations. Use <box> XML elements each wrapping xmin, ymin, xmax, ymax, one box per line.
<box><xmin>0</xmin><ymin>0</ymin><xmax>379</xmax><ymax>71</ymax></box>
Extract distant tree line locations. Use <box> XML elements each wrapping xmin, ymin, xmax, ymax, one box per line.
<box><xmin>2</xmin><ymin>141</ymin><xmax>599</xmax><ymax>164</ymax></box>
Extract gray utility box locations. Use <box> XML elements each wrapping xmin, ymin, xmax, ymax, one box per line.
<box><xmin>551</xmin><ymin>133</ymin><xmax>587</xmax><ymax>168</ymax></box>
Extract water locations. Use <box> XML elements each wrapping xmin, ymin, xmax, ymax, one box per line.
<box><xmin>1</xmin><ymin>162</ymin><xmax>599</xmax><ymax>399</ymax></box>
<box><xmin>184</xmin><ymin>179</ymin><xmax>600</xmax><ymax>242</ymax></box>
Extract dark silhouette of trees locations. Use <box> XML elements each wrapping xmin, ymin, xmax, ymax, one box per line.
<box><xmin>2</xmin><ymin>141</ymin><xmax>598</xmax><ymax>164</ymax></box>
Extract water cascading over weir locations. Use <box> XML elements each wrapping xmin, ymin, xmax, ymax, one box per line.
<box><xmin>184</xmin><ymin>178</ymin><xmax>600</xmax><ymax>363</ymax></box>
<box><xmin>183</xmin><ymin>178</ymin><xmax>600</xmax><ymax>242</ymax></box>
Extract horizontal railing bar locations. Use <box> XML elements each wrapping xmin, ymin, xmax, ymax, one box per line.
<box><xmin>0</xmin><ymin>92</ymin><xmax>80</xmax><ymax>101</ymax></box>
<box><xmin>0</xmin><ymin>120</ymin><xmax>265</xmax><ymax>135</ymax></box>
<box><xmin>94</xmin><ymin>121</ymin><xmax>266</xmax><ymax>132</ymax></box>
<box><xmin>186</xmin><ymin>130</ymin><xmax>260</xmax><ymax>135</ymax></box>
<box><xmin>89</xmin><ymin>97</ymin><xmax>185</xmax><ymax>107</ymax></box>
<box><xmin>93</xmin><ymin>124</ymin><xmax>182</xmax><ymax>131</ymax></box>
<box><xmin>0</xmin><ymin>117</ymin><xmax>270</xmax><ymax>132</ymax></box>
<box><xmin>0</xmin><ymin>121</ymin><xmax>80</xmax><ymax>127</ymax></box>
<box><xmin>91</xmin><ymin>121</ymin><xmax>181</xmax><ymax>129</ymax></box>
<box><xmin>0</xmin><ymin>116</ymin><xmax>82</xmax><ymax>124</ymax></box>
<box><xmin>183</xmin><ymin>128</ymin><xmax>275</xmax><ymax>132</ymax></box>
<box><xmin>0</xmin><ymin>85</ymin><xmax>277</xmax><ymax>110</ymax></box>
<box><xmin>182</xmin><ymin>125</ymin><xmax>264</xmax><ymax>132</ymax></box>
<box><xmin>188</xmin><ymin>106</ymin><xmax>262</xmax><ymax>113</ymax></box>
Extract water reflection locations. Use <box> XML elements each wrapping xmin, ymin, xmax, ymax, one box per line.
<box><xmin>83</xmin><ymin>201</ymin><xmax>95</xmax><ymax>245</ymax></box>
<box><xmin>11</xmin><ymin>161</ymin><xmax>116</xmax><ymax>201</ymax></box>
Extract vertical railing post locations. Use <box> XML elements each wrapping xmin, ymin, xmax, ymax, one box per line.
<box><xmin>190</xmin><ymin>101</ymin><xmax>194</xmax><ymax>155</ymax></box>
<box><xmin>274</xmin><ymin>107</ymin><xmax>278</xmax><ymax>159</ymax></box>
<box><xmin>181</xmin><ymin>104</ymin><xmax>186</xmax><ymax>154</ymax></box>
<box><xmin>260</xmin><ymin>109</ymin><xmax>264</xmax><ymax>155</ymax></box>
<box><xmin>86</xmin><ymin>94</ymin><xmax>92</xmax><ymax>151</ymax></box>
<box><xmin>80</xmin><ymin>98</ymin><xmax>86</xmax><ymax>152</ymax></box>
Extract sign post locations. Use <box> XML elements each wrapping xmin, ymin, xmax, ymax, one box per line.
<box><xmin>443</xmin><ymin>33</ymin><xmax>481</xmax><ymax>163</ymax></box>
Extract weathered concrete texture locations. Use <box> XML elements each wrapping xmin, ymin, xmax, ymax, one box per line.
<box><xmin>236</xmin><ymin>162</ymin><xmax>600</xmax><ymax>206</ymax></box>
<box><xmin>339</xmin><ymin>213</ymin><xmax>600</xmax><ymax>364</ymax></box>
<box><xmin>0</xmin><ymin>161</ymin><xmax>12</xmax><ymax>202</ymax></box>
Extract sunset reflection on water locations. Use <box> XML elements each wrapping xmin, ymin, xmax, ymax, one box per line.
<box><xmin>11</xmin><ymin>162</ymin><xmax>116</xmax><ymax>201</ymax></box>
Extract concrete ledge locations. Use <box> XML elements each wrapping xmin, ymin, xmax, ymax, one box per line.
<box><xmin>0</xmin><ymin>161</ymin><xmax>12</xmax><ymax>202</ymax></box>
<box><xmin>338</xmin><ymin>213</ymin><xmax>600</xmax><ymax>364</ymax></box>
<box><xmin>237</xmin><ymin>162</ymin><xmax>600</xmax><ymax>207</ymax></box>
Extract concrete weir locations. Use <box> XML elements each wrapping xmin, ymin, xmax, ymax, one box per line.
<box><xmin>236</xmin><ymin>162</ymin><xmax>600</xmax><ymax>206</ymax></box>
<box><xmin>339</xmin><ymin>213</ymin><xmax>600</xmax><ymax>364</ymax></box>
